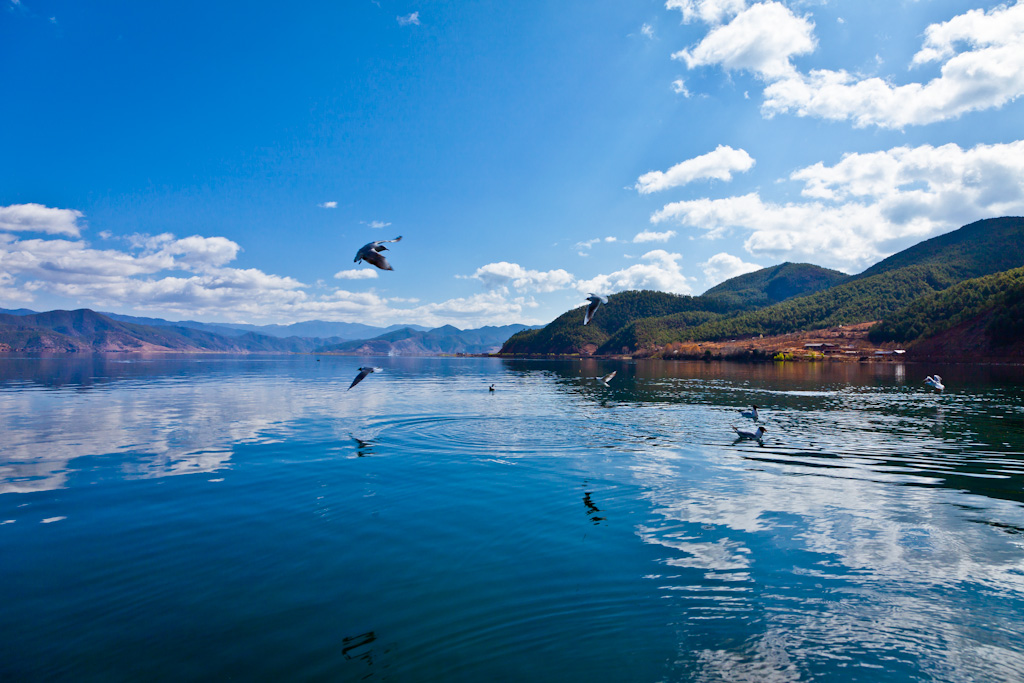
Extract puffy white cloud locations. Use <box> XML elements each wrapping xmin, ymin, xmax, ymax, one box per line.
<box><xmin>633</xmin><ymin>229</ymin><xmax>677</xmax><ymax>243</ymax></box>
<box><xmin>635</xmin><ymin>145</ymin><xmax>755</xmax><ymax>194</ymax></box>
<box><xmin>761</xmin><ymin>3</ymin><xmax>1024</xmax><ymax>128</ymax></box>
<box><xmin>651</xmin><ymin>140</ymin><xmax>1024</xmax><ymax>271</ymax></box>
<box><xmin>467</xmin><ymin>261</ymin><xmax>576</xmax><ymax>293</ymax></box>
<box><xmin>334</xmin><ymin>268</ymin><xmax>379</xmax><ymax>280</ymax></box>
<box><xmin>671</xmin><ymin>78</ymin><xmax>691</xmax><ymax>96</ymax></box>
<box><xmin>162</xmin><ymin>235</ymin><xmax>241</xmax><ymax>269</ymax></box>
<box><xmin>317</xmin><ymin>201</ymin><xmax>338</xmax><ymax>209</ymax></box>
<box><xmin>665</xmin><ymin>0</ymin><xmax>747</xmax><ymax>25</ymax></box>
<box><xmin>574</xmin><ymin>249</ymin><xmax>694</xmax><ymax>295</ymax></box>
<box><xmin>699</xmin><ymin>252</ymin><xmax>762</xmax><ymax>288</ymax></box>
<box><xmin>672</xmin><ymin>2</ymin><xmax>816</xmax><ymax>80</ymax></box>
<box><xmin>397</xmin><ymin>11</ymin><xmax>419</xmax><ymax>26</ymax></box>
<box><xmin>0</xmin><ymin>203</ymin><xmax>84</xmax><ymax>237</ymax></box>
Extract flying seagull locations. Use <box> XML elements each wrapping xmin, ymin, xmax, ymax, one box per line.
<box><xmin>739</xmin><ymin>405</ymin><xmax>759</xmax><ymax>420</ymax></box>
<box><xmin>583</xmin><ymin>294</ymin><xmax>608</xmax><ymax>325</ymax></box>
<box><xmin>596</xmin><ymin>371</ymin><xmax>616</xmax><ymax>386</ymax></box>
<box><xmin>733</xmin><ymin>425</ymin><xmax>767</xmax><ymax>443</ymax></box>
<box><xmin>924</xmin><ymin>375</ymin><xmax>945</xmax><ymax>391</ymax></box>
<box><xmin>354</xmin><ymin>236</ymin><xmax>403</xmax><ymax>271</ymax></box>
<box><xmin>348</xmin><ymin>366</ymin><xmax>382</xmax><ymax>390</ymax></box>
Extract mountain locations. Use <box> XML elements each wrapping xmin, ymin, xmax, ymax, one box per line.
<box><xmin>317</xmin><ymin>324</ymin><xmax>535</xmax><ymax>355</ymax></box>
<box><xmin>869</xmin><ymin>265</ymin><xmax>1024</xmax><ymax>355</ymax></box>
<box><xmin>501</xmin><ymin>216</ymin><xmax>1024</xmax><ymax>356</ymax></box>
<box><xmin>0</xmin><ymin>308</ymin><xmax>37</xmax><ymax>316</ymax></box>
<box><xmin>100</xmin><ymin>312</ymin><xmax>419</xmax><ymax>341</ymax></box>
<box><xmin>0</xmin><ymin>309</ymin><xmax>329</xmax><ymax>353</ymax></box>
<box><xmin>700</xmin><ymin>262</ymin><xmax>847</xmax><ymax>311</ymax></box>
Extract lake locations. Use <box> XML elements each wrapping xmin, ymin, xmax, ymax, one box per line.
<box><xmin>2</xmin><ymin>354</ymin><xmax>1024</xmax><ymax>682</ymax></box>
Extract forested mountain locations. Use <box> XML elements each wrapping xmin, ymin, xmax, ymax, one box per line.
<box><xmin>700</xmin><ymin>262</ymin><xmax>847</xmax><ymax>311</ymax></box>
<box><xmin>869</xmin><ymin>265</ymin><xmax>1024</xmax><ymax>346</ymax></box>
<box><xmin>501</xmin><ymin>217</ymin><xmax>1024</xmax><ymax>356</ymax></box>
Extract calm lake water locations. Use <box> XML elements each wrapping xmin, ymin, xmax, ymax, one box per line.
<box><xmin>2</xmin><ymin>354</ymin><xmax>1024</xmax><ymax>682</ymax></box>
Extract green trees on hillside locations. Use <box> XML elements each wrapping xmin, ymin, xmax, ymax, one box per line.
<box><xmin>869</xmin><ymin>266</ymin><xmax>1024</xmax><ymax>344</ymax></box>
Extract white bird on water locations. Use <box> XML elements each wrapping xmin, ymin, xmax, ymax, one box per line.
<box><xmin>354</xmin><ymin>236</ymin><xmax>403</xmax><ymax>271</ymax></box>
<box><xmin>924</xmin><ymin>375</ymin><xmax>945</xmax><ymax>391</ymax></box>
<box><xmin>733</xmin><ymin>425</ymin><xmax>767</xmax><ymax>443</ymax></box>
<box><xmin>583</xmin><ymin>294</ymin><xmax>608</xmax><ymax>325</ymax></box>
<box><xmin>739</xmin><ymin>405</ymin><xmax>759</xmax><ymax>420</ymax></box>
<box><xmin>348</xmin><ymin>366</ymin><xmax>382</xmax><ymax>390</ymax></box>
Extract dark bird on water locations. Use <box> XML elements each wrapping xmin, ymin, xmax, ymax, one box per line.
<box><xmin>583</xmin><ymin>294</ymin><xmax>608</xmax><ymax>325</ymax></box>
<box><xmin>354</xmin><ymin>236</ymin><xmax>403</xmax><ymax>271</ymax></box>
<box><xmin>489</xmin><ymin>384</ymin><xmax>495</xmax><ymax>392</ymax></box>
<box><xmin>348</xmin><ymin>366</ymin><xmax>382</xmax><ymax>390</ymax></box>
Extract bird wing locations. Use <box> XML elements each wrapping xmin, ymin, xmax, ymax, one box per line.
<box><xmin>348</xmin><ymin>368</ymin><xmax>372</xmax><ymax>390</ymax></box>
<box><xmin>600</xmin><ymin>371</ymin><xmax>616</xmax><ymax>383</ymax></box>
<box><xmin>361</xmin><ymin>249</ymin><xmax>393</xmax><ymax>270</ymax></box>
<box><xmin>584</xmin><ymin>300</ymin><xmax>599</xmax><ymax>325</ymax></box>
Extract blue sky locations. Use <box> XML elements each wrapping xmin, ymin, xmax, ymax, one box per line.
<box><xmin>2</xmin><ymin>0</ymin><xmax>1023</xmax><ymax>328</ymax></box>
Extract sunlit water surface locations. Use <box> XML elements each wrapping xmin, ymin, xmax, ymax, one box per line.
<box><xmin>2</xmin><ymin>355</ymin><xmax>1024</xmax><ymax>681</ymax></box>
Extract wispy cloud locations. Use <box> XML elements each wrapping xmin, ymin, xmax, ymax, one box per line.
<box><xmin>671</xmin><ymin>78</ymin><xmax>691</xmax><ymax>96</ymax></box>
<box><xmin>397</xmin><ymin>11</ymin><xmax>420</xmax><ymax>26</ymax></box>
<box><xmin>362</xmin><ymin>220</ymin><xmax>392</xmax><ymax>229</ymax></box>
<box><xmin>635</xmin><ymin>145</ymin><xmax>754</xmax><ymax>194</ymax></box>
<box><xmin>641</xmin><ymin>23</ymin><xmax>655</xmax><ymax>39</ymax></box>
<box><xmin>334</xmin><ymin>268</ymin><xmax>379</xmax><ymax>280</ymax></box>
<box><xmin>318</xmin><ymin>201</ymin><xmax>338</xmax><ymax>209</ymax></box>
<box><xmin>633</xmin><ymin>229</ymin><xmax>677</xmax><ymax>243</ymax></box>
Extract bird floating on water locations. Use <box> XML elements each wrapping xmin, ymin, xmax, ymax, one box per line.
<box><xmin>354</xmin><ymin>236</ymin><xmax>403</xmax><ymax>271</ymax></box>
<box><xmin>924</xmin><ymin>375</ymin><xmax>945</xmax><ymax>391</ymax></box>
<box><xmin>348</xmin><ymin>366</ymin><xmax>382</xmax><ymax>390</ymax></box>
<box><xmin>739</xmin><ymin>405</ymin><xmax>759</xmax><ymax>420</ymax></box>
<box><xmin>583</xmin><ymin>294</ymin><xmax>608</xmax><ymax>325</ymax></box>
<box><xmin>489</xmin><ymin>384</ymin><xmax>495</xmax><ymax>392</ymax></box>
<box><xmin>596</xmin><ymin>371</ymin><xmax>616</xmax><ymax>386</ymax></box>
<box><xmin>733</xmin><ymin>425</ymin><xmax>767</xmax><ymax>442</ymax></box>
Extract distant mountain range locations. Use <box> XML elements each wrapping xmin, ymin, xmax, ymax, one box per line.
<box><xmin>501</xmin><ymin>216</ymin><xmax>1024</xmax><ymax>361</ymax></box>
<box><xmin>0</xmin><ymin>309</ymin><xmax>536</xmax><ymax>355</ymax></box>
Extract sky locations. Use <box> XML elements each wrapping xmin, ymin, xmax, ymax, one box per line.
<box><xmin>2</xmin><ymin>0</ymin><xmax>1024</xmax><ymax>328</ymax></box>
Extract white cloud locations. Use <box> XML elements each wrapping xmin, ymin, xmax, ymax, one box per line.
<box><xmin>635</xmin><ymin>145</ymin><xmax>755</xmax><ymax>194</ymax></box>
<box><xmin>397</xmin><ymin>11</ymin><xmax>420</xmax><ymax>26</ymax></box>
<box><xmin>671</xmin><ymin>78</ymin><xmax>691</xmax><ymax>96</ymax></box>
<box><xmin>760</xmin><ymin>3</ymin><xmax>1024</xmax><ymax>128</ymax></box>
<box><xmin>162</xmin><ymin>235</ymin><xmax>241</xmax><ymax>269</ymax></box>
<box><xmin>651</xmin><ymin>139</ymin><xmax>1024</xmax><ymax>271</ymax></box>
<box><xmin>641</xmin><ymin>23</ymin><xmax>655</xmax><ymax>39</ymax></box>
<box><xmin>574</xmin><ymin>249</ymin><xmax>694</xmax><ymax>295</ymax></box>
<box><xmin>0</xmin><ymin>203</ymin><xmax>84</xmax><ymax>237</ymax></box>
<box><xmin>699</xmin><ymin>252</ymin><xmax>762</xmax><ymax>287</ymax></box>
<box><xmin>633</xmin><ymin>229</ymin><xmax>677</xmax><ymax>243</ymax></box>
<box><xmin>318</xmin><ymin>201</ymin><xmax>338</xmax><ymax>209</ymax></box>
<box><xmin>665</xmin><ymin>0</ymin><xmax>747</xmax><ymax>25</ymax></box>
<box><xmin>467</xmin><ymin>261</ymin><xmax>575</xmax><ymax>293</ymax></box>
<box><xmin>363</xmin><ymin>220</ymin><xmax>392</xmax><ymax>229</ymax></box>
<box><xmin>575</xmin><ymin>236</ymin><xmax>619</xmax><ymax>255</ymax></box>
<box><xmin>334</xmin><ymin>268</ymin><xmax>379</xmax><ymax>280</ymax></box>
<box><xmin>672</xmin><ymin>2</ymin><xmax>816</xmax><ymax>80</ymax></box>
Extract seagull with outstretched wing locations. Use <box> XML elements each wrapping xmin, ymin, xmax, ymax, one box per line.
<box><xmin>584</xmin><ymin>294</ymin><xmax>608</xmax><ymax>325</ymax></box>
<box><xmin>348</xmin><ymin>366</ymin><xmax>382</xmax><ymax>390</ymax></box>
<box><xmin>354</xmin><ymin>236</ymin><xmax>403</xmax><ymax>271</ymax></box>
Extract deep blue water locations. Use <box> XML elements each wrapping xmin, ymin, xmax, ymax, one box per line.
<box><xmin>2</xmin><ymin>354</ymin><xmax>1024</xmax><ymax>682</ymax></box>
